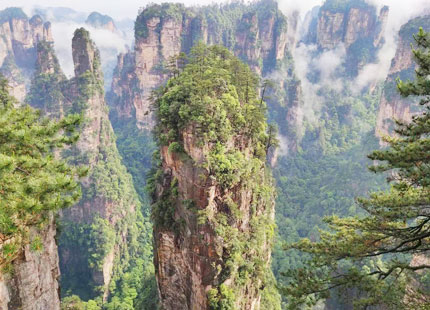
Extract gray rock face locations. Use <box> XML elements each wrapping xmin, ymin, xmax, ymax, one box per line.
<box><xmin>315</xmin><ymin>4</ymin><xmax>388</xmax><ymax>49</ymax></box>
<box><xmin>0</xmin><ymin>8</ymin><xmax>53</xmax><ymax>102</ymax></box>
<box><xmin>0</xmin><ymin>215</ymin><xmax>60</xmax><ymax>310</ymax></box>
<box><xmin>109</xmin><ymin>3</ymin><xmax>296</xmax><ymax>131</ymax></box>
<box><xmin>375</xmin><ymin>15</ymin><xmax>430</xmax><ymax>139</ymax></box>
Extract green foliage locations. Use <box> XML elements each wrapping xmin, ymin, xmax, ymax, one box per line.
<box><xmin>303</xmin><ymin>84</ymin><xmax>381</xmax><ymax>155</ymax></box>
<box><xmin>0</xmin><ymin>76</ymin><xmax>83</xmax><ymax>266</ymax></box>
<box><xmin>321</xmin><ymin>0</ymin><xmax>370</xmax><ymax>12</ymax></box>
<box><xmin>135</xmin><ymin>3</ymin><xmax>184</xmax><ymax>39</ymax></box>
<box><xmin>26</xmin><ymin>41</ymin><xmax>67</xmax><ymax>117</ymax></box>
<box><xmin>208</xmin><ymin>284</ymin><xmax>236</xmax><ymax>310</ymax></box>
<box><xmin>0</xmin><ymin>54</ymin><xmax>25</xmax><ymax>84</ymax></box>
<box><xmin>282</xmin><ymin>28</ymin><xmax>430</xmax><ymax>309</ymax></box>
<box><xmin>153</xmin><ymin>43</ymin><xmax>266</xmax><ymax>150</ymax></box>
<box><xmin>345</xmin><ymin>38</ymin><xmax>378</xmax><ymax>76</ymax></box>
<box><xmin>27</xmin><ymin>73</ymin><xmax>64</xmax><ymax>112</ymax></box>
<box><xmin>150</xmin><ymin>43</ymin><xmax>279</xmax><ymax>309</ymax></box>
<box><xmin>108</xmin><ymin>122</ymin><xmax>159</xmax><ymax>309</ymax></box>
<box><xmin>61</xmin><ymin>295</ymin><xmax>101</xmax><ymax>310</ymax></box>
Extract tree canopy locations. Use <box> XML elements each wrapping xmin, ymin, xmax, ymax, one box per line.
<box><xmin>0</xmin><ymin>76</ymin><xmax>84</xmax><ymax>267</ymax></box>
<box><xmin>282</xmin><ymin>28</ymin><xmax>430</xmax><ymax>309</ymax></box>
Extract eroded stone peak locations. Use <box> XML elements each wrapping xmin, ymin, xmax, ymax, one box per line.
<box><xmin>72</xmin><ymin>27</ymin><xmax>102</xmax><ymax>77</ymax></box>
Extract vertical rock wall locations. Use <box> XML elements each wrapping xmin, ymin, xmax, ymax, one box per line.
<box><xmin>0</xmin><ymin>215</ymin><xmax>61</xmax><ymax>310</ymax></box>
<box><xmin>0</xmin><ymin>8</ymin><xmax>53</xmax><ymax>102</ymax></box>
<box><xmin>375</xmin><ymin>15</ymin><xmax>430</xmax><ymax>138</ymax></box>
<box><xmin>108</xmin><ymin>1</ymin><xmax>297</xmax><ymax>131</ymax></box>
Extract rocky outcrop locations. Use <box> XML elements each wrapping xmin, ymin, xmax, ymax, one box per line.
<box><xmin>0</xmin><ymin>8</ymin><xmax>53</xmax><ymax>102</ymax></box>
<box><xmin>55</xmin><ymin>28</ymin><xmax>141</xmax><ymax>300</ymax></box>
<box><xmin>0</xmin><ymin>215</ymin><xmax>61</xmax><ymax>310</ymax></box>
<box><xmin>108</xmin><ymin>1</ymin><xmax>298</xmax><ymax>130</ymax></box>
<box><xmin>375</xmin><ymin>15</ymin><xmax>430</xmax><ymax>138</ymax></box>
<box><xmin>25</xmin><ymin>27</ymin><xmax>144</xmax><ymax>302</ymax></box>
<box><xmin>154</xmin><ymin>119</ymin><xmax>275</xmax><ymax>310</ymax></box>
<box><xmin>151</xmin><ymin>46</ymin><xmax>277</xmax><ymax>309</ymax></box>
<box><xmin>315</xmin><ymin>1</ymin><xmax>388</xmax><ymax>49</ymax></box>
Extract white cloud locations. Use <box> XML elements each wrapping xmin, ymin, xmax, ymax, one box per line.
<box><xmin>51</xmin><ymin>22</ymin><xmax>128</xmax><ymax>84</ymax></box>
<box><xmin>293</xmin><ymin>43</ymin><xmax>347</xmax><ymax>123</ymax></box>
<box><xmin>354</xmin><ymin>0</ymin><xmax>430</xmax><ymax>90</ymax></box>
<box><xmin>277</xmin><ymin>134</ymin><xmax>290</xmax><ymax>156</ymax></box>
<box><xmin>277</xmin><ymin>0</ymin><xmax>323</xmax><ymax>19</ymax></box>
<box><xmin>277</xmin><ymin>0</ymin><xmax>430</xmax><ymax>123</ymax></box>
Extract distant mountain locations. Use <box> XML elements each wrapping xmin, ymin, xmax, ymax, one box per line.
<box><xmin>86</xmin><ymin>11</ymin><xmax>117</xmax><ymax>33</ymax></box>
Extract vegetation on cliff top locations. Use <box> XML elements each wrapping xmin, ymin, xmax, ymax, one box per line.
<box><xmin>149</xmin><ymin>43</ymin><xmax>280</xmax><ymax>309</ymax></box>
<box><xmin>321</xmin><ymin>0</ymin><xmax>372</xmax><ymax>12</ymax></box>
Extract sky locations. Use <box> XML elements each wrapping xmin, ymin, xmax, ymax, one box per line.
<box><xmin>0</xmin><ymin>0</ymin><xmax>243</xmax><ymax>20</ymax></box>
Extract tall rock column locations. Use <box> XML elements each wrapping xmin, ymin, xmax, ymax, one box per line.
<box><xmin>151</xmin><ymin>44</ymin><xmax>279</xmax><ymax>310</ymax></box>
<box><xmin>24</xmin><ymin>28</ymin><xmax>143</xmax><ymax>302</ymax></box>
<box><xmin>24</xmin><ymin>28</ymin><xmax>154</xmax><ymax>307</ymax></box>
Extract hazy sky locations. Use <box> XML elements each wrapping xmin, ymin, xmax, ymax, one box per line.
<box><xmin>0</xmin><ymin>0</ymin><xmax>250</xmax><ymax>20</ymax></box>
<box><xmin>0</xmin><ymin>0</ymin><xmax>426</xmax><ymax>22</ymax></box>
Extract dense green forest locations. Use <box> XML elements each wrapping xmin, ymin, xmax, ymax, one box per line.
<box><xmin>282</xmin><ymin>28</ymin><xmax>430</xmax><ymax>309</ymax></box>
<box><xmin>3</xmin><ymin>1</ymin><xmax>430</xmax><ymax>309</ymax></box>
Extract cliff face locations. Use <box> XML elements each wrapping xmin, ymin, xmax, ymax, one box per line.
<box><xmin>0</xmin><ymin>8</ymin><xmax>53</xmax><ymax>102</ymax></box>
<box><xmin>154</xmin><ymin>140</ymin><xmax>273</xmax><ymax>310</ymax></box>
<box><xmin>0</xmin><ymin>11</ymin><xmax>61</xmax><ymax>310</ymax></box>
<box><xmin>315</xmin><ymin>1</ymin><xmax>388</xmax><ymax>49</ymax></box>
<box><xmin>54</xmin><ymin>28</ymin><xmax>141</xmax><ymax>300</ymax></box>
<box><xmin>24</xmin><ymin>28</ymin><xmax>149</xmax><ymax>304</ymax></box>
<box><xmin>0</xmin><ymin>215</ymin><xmax>61</xmax><ymax>310</ymax></box>
<box><xmin>109</xmin><ymin>1</ymin><xmax>298</xmax><ymax>131</ymax></box>
<box><xmin>375</xmin><ymin>15</ymin><xmax>430</xmax><ymax>138</ymax></box>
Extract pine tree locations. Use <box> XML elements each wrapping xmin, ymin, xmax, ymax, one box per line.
<box><xmin>0</xmin><ymin>76</ymin><xmax>84</xmax><ymax>267</ymax></box>
<box><xmin>282</xmin><ymin>28</ymin><xmax>430</xmax><ymax>309</ymax></box>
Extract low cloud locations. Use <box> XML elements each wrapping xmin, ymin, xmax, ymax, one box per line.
<box><xmin>51</xmin><ymin>22</ymin><xmax>129</xmax><ymax>86</ymax></box>
<box><xmin>355</xmin><ymin>0</ymin><xmax>430</xmax><ymax>90</ymax></box>
<box><xmin>277</xmin><ymin>134</ymin><xmax>290</xmax><ymax>157</ymax></box>
<box><xmin>277</xmin><ymin>0</ymin><xmax>322</xmax><ymax>19</ymax></box>
<box><xmin>293</xmin><ymin>43</ymin><xmax>347</xmax><ymax>124</ymax></box>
